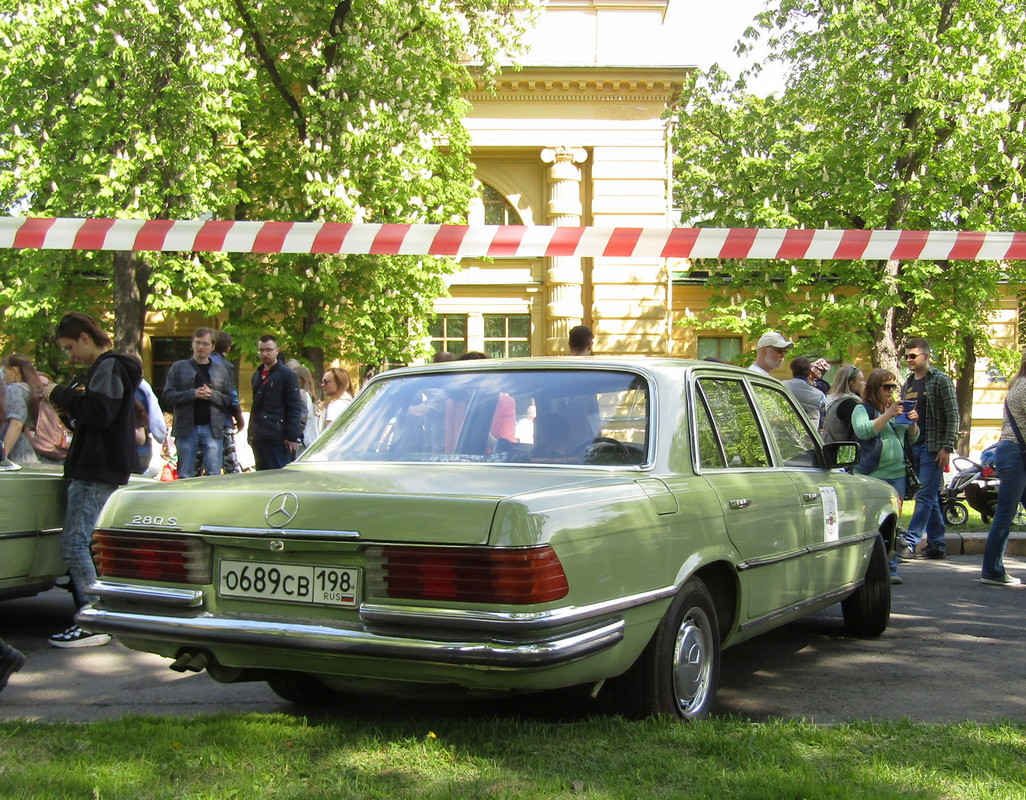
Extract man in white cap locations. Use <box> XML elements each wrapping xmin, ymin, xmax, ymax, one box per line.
<box><xmin>749</xmin><ymin>331</ymin><xmax>794</xmax><ymax>376</ymax></box>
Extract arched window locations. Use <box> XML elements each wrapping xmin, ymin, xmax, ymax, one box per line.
<box><xmin>481</xmin><ymin>184</ymin><xmax>523</xmax><ymax>226</ymax></box>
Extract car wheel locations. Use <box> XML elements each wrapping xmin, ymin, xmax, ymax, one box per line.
<box><xmin>841</xmin><ymin>534</ymin><xmax>890</xmax><ymax>636</ymax></box>
<box><xmin>267</xmin><ymin>674</ymin><xmax>347</xmax><ymax>705</ymax></box>
<box><xmin>944</xmin><ymin>502</ymin><xmax>969</xmax><ymax>526</ymax></box>
<box><xmin>611</xmin><ymin>577</ymin><xmax>720</xmax><ymax>720</ymax></box>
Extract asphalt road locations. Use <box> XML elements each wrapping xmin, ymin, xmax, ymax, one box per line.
<box><xmin>1</xmin><ymin>552</ymin><xmax>1023</xmax><ymax>725</ymax></box>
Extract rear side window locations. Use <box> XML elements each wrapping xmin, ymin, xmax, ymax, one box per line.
<box><xmin>695</xmin><ymin>379</ymin><xmax>770</xmax><ymax>468</ymax></box>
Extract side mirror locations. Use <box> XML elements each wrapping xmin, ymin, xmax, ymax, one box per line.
<box><xmin>823</xmin><ymin>440</ymin><xmax>860</xmax><ymax>469</ymax></box>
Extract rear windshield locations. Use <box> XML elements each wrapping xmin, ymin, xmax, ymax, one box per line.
<box><xmin>302</xmin><ymin>369</ymin><xmax>649</xmax><ymax>466</ymax></box>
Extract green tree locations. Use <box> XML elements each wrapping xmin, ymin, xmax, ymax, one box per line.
<box><xmin>0</xmin><ymin>0</ymin><xmax>537</xmax><ymax>370</ymax></box>
<box><xmin>674</xmin><ymin>0</ymin><xmax>1026</xmax><ymax>444</ymax></box>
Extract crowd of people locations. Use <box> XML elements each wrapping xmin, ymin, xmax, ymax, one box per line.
<box><xmin>158</xmin><ymin>329</ymin><xmax>357</xmax><ymax>476</ymax></box>
<box><xmin>750</xmin><ymin>330</ymin><xmax>1020</xmax><ymax>589</ymax></box>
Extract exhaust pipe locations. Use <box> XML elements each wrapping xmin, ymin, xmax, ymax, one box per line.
<box><xmin>169</xmin><ymin>650</ymin><xmax>209</xmax><ymax>673</ymax></box>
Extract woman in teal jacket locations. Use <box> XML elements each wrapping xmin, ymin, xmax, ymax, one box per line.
<box><xmin>852</xmin><ymin>369</ymin><xmax>919</xmax><ymax>583</ymax></box>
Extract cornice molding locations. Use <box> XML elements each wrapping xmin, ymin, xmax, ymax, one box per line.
<box><xmin>468</xmin><ymin>68</ymin><xmax>690</xmax><ymax>103</ymax></box>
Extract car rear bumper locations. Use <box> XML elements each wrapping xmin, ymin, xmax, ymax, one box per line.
<box><xmin>77</xmin><ymin>583</ymin><xmax>634</xmax><ymax>669</ymax></box>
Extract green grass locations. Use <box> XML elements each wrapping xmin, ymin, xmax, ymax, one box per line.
<box><xmin>1</xmin><ymin>714</ymin><xmax>1024</xmax><ymax>799</ymax></box>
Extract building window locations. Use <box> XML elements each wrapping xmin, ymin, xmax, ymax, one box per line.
<box><xmin>150</xmin><ymin>337</ymin><xmax>194</xmax><ymax>407</ymax></box>
<box><xmin>482</xmin><ymin>185</ymin><xmax>522</xmax><ymax>226</ymax></box>
<box><xmin>484</xmin><ymin>314</ymin><xmax>531</xmax><ymax>358</ymax></box>
<box><xmin>697</xmin><ymin>336</ymin><xmax>742</xmax><ymax>363</ymax></box>
<box><xmin>429</xmin><ymin>315</ymin><xmax>468</xmax><ymax>357</ymax></box>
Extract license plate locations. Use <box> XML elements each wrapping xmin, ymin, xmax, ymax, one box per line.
<box><xmin>218</xmin><ymin>559</ymin><xmax>360</xmax><ymax>607</ymax></box>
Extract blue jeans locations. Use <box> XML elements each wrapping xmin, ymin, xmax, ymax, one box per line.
<box><xmin>176</xmin><ymin>424</ymin><xmax>222</xmax><ymax>478</ymax></box>
<box><xmin>63</xmin><ymin>480</ymin><xmax>116</xmax><ymax>609</ymax></box>
<box><xmin>983</xmin><ymin>441</ymin><xmax>1026</xmax><ymax>579</ymax></box>
<box><xmin>877</xmin><ymin>475</ymin><xmax>906</xmax><ymax>576</ymax></box>
<box><xmin>907</xmin><ymin>442</ymin><xmax>946</xmax><ymax>553</ymax></box>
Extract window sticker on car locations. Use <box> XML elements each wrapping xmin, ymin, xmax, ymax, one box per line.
<box><xmin>821</xmin><ymin>486</ymin><xmax>839</xmax><ymax>541</ymax></box>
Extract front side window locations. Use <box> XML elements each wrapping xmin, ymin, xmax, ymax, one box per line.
<box><xmin>695</xmin><ymin>379</ymin><xmax>769</xmax><ymax>468</ymax></box>
<box><xmin>751</xmin><ymin>384</ymin><xmax>818</xmax><ymax>467</ymax></box>
<box><xmin>304</xmin><ymin>369</ymin><xmax>648</xmax><ymax>467</ymax></box>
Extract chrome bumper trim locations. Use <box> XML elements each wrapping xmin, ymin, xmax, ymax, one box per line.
<box><xmin>76</xmin><ymin>607</ymin><xmax>625</xmax><ymax>668</ymax></box>
<box><xmin>359</xmin><ymin>585</ymin><xmax>678</xmax><ymax>632</ymax></box>
<box><xmin>90</xmin><ymin>581</ymin><xmax>204</xmax><ymax>607</ymax></box>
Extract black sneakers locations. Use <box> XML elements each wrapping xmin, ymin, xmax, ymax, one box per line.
<box><xmin>48</xmin><ymin>625</ymin><xmax>112</xmax><ymax>649</ymax></box>
<box><xmin>921</xmin><ymin>545</ymin><xmax>946</xmax><ymax>560</ymax></box>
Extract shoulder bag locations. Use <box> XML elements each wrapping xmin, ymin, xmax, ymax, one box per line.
<box><xmin>855</xmin><ymin>402</ymin><xmax>885</xmax><ymax>474</ymax></box>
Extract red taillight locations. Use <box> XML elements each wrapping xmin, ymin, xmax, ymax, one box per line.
<box><xmin>92</xmin><ymin>531</ymin><xmax>211</xmax><ymax>584</ymax></box>
<box><xmin>368</xmin><ymin>545</ymin><xmax>568</xmax><ymax>604</ymax></box>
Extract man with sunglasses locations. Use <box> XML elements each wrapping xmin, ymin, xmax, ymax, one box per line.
<box><xmin>900</xmin><ymin>337</ymin><xmax>959</xmax><ymax>559</ymax></box>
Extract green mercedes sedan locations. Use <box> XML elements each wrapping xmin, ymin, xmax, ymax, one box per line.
<box><xmin>79</xmin><ymin>358</ymin><xmax>897</xmax><ymax>719</ymax></box>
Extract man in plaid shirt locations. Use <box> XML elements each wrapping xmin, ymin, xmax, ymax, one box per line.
<box><xmin>900</xmin><ymin>337</ymin><xmax>959</xmax><ymax>559</ymax></box>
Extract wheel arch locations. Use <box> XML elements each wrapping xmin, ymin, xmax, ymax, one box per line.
<box><xmin>690</xmin><ymin>560</ymin><xmax>738</xmax><ymax>645</ymax></box>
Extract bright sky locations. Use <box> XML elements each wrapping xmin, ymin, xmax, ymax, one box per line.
<box><xmin>664</xmin><ymin>0</ymin><xmax>785</xmax><ymax>93</ymax></box>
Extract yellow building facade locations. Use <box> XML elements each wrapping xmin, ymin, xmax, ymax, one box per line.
<box><xmin>139</xmin><ymin>0</ymin><xmax>1017</xmax><ymax>457</ymax></box>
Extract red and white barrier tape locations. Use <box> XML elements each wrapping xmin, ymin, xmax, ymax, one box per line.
<box><xmin>3</xmin><ymin>217</ymin><xmax>1025</xmax><ymax>260</ymax></box>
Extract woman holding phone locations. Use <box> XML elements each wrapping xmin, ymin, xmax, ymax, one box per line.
<box><xmin>851</xmin><ymin>369</ymin><xmax>920</xmax><ymax>583</ymax></box>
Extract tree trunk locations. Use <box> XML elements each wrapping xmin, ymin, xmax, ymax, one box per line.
<box><xmin>870</xmin><ymin>258</ymin><xmax>902</xmax><ymax>373</ymax></box>
<box><xmin>955</xmin><ymin>334</ymin><xmax>976</xmax><ymax>457</ymax></box>
<box><xmin>113</xmin><ymin>251</ymin><xmax>151</xmax><ymax>355</ymax></box>
<box><xmin>302</xmin><ymin>302</ymin><xmax>324</xmax><ymax>376</ymax></box>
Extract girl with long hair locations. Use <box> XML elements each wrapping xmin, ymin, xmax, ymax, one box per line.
<box><xmin>319</xmin><ymin>367</ymin><xmax>356</xmax><ymax>432</ymax></box>
<box><xmin>2</xmin><ymin>354</ymin><xmax>48</xmax><ymax>463</ymax></box>
<box><xmin>822</xmin><ymin>364</ymin><xmax>866</xmax><ymax>444</ymax></box>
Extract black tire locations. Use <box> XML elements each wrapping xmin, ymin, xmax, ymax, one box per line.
<box><xmin>267</xmin><ymin>674</ymin><xmax>347</xmax><ymax>705</ymax></box>
<box><xmin>610</xmin><ymin>577</ymin><xmax>720</xmax><ymax>720</ymax></box>
<box><xmin>841</xmin><ymin>534</ymin><xmax>890</xmax><ymax>636</ymax></box>
<box><xmin>944</xmin><ymin>502</ymin><xmax>969</xmax><ymax>526</ymax></box>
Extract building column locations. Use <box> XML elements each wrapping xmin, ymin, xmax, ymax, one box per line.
<box><xmin>541</xmin><ymin>146</ymin><xmax>588</xmax><ymax>354</ymax></box>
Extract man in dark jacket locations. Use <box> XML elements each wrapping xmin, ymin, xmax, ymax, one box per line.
<box><xmin>43</xmin><ymin>312</ymin><xmax>142</xmax><ymax>647</ymax></box>
<box><xmin>248</xmin><ymin>335</ymin><xmax>303</xmax><ymax>470</ymax></box>
<box><xmin>163</xmin><ymin>327</ymin><xmax>232</xmax><ymax>478</ymax></box>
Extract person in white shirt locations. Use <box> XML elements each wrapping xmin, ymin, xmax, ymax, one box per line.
<box><xmin>319</xmin><ymin>367</ymin><xmax>356</xmax><ymax>432</ymax></box>
<box><xmin>748</xmin><ymin>331</ymin><xmax>793</xmax><ymax>377</ymax></box>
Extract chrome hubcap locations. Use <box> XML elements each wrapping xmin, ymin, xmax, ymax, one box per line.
<box><xmin>672</xmin><ymin>608</ymin><xmax>712</xmax><ymax>716</ymax></box>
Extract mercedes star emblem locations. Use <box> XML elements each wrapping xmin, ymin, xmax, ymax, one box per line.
<box><xmin>264</xmin><ymin>492</ymin><xmax>300</xmax><ymax>528</ymax></box>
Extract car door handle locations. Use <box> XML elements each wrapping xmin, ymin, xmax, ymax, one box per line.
<box><xmin>728</xmin><ymin>499</ymin><xmax>751</xmax><ymax>509</ymax></box>
<box><xmin>802</xmin><ymin>492</ymin><xmax>820</xmax><ymax>501</ymax></box>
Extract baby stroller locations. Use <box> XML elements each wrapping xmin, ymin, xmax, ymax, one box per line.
<box><xmin>956</xmin><ymin>446</ymin><xmax>1026</xmax><ymax>526</ymax></box>
<box><xmin>940</xmin><ymin>455</ymin><xmax>985</xmax><ymax>526</ymax></box>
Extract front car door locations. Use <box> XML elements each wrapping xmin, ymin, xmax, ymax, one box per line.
<box><xmin>693</xmin><ymin>377</ymin><xmax>808</xmax><ymax>619</ymax></box>
<box><xmin>749</xmin><ymin>382</ymin><xmax>876</xmax><ymax>597</ymax></box>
